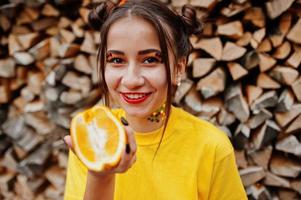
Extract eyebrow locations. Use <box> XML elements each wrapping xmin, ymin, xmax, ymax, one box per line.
<box><xmin>106</xmin><ymin>49</ymin><xmax>161</xmax><ymax>56</ymax></box>
<box><xmin>106</xmin><ymin>50</ymin><xmax>124</xmax><ymax>56</ymax></box>
<box><xmin>138</xmin><ymin>49</ymin><xmax>161</xmax><ymax>55</ymax></box>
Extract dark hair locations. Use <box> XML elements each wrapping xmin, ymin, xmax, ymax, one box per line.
<box><xmin>88</xmin><ymin>0</ymin><xmax>202</xmax><ymax>157</ymax></box>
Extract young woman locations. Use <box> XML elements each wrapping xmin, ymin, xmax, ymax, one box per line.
<box><xmin>64</xmin><ymin>0</ymin><xmax>247</xmax><ymax>199</ymax></box>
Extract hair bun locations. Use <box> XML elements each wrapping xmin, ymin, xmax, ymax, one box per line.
<box><xmin>181</xmin><ymin>4</ymin><xmax>203</xmax><ymax>35</ymax></box>
<box><xmin>88</xmin><ymin>1</ymin><xmax>115</xmax><ymax>30</ymax></box>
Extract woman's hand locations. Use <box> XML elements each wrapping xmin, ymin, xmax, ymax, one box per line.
<box><xmin>63</xmin><ymin>123</ymin><xmax>137</xmax><ymax>176</ymax></box>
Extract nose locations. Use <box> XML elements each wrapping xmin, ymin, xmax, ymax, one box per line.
<box><xmin>121</xmin><ymin>62</ymin><xmax>144</xmax><ymax>89</ymax></box>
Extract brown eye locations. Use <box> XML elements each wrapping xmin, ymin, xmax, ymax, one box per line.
<box><xmin>107</xmin><ymin>58</ymin><xmax>124</xmax><ymax>64</ymax></box>
<box><xmin>143</xmin><ymin>57</ymin><xmax>160</xmax><ymax>64</ymax></box>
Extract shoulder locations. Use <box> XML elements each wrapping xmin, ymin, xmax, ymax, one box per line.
<box><xmin>172</xmin><ymin>106</ymin><xmax>234</xmax><ymax>161</ymax></box>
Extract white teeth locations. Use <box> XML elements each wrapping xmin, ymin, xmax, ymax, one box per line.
<box><xmin>125</xmin><ymin>93</ymin><xmax>147</xmax><ymax>99</ymax></box>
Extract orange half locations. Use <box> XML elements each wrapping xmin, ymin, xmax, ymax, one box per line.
<box><xmin>70</xmin><ymin>105</ymin><xmax>126</xmax><ymax>172</ymax></box>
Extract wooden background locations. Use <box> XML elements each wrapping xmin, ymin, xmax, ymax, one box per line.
<box><xmin>0</xmin><ymin>0</ymin><xmax>301</xmax><ymax>199</ymax></box>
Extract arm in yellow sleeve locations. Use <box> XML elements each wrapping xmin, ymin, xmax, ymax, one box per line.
<box><xmin>207</xmin><ymin>150</ymin><xmax>247</xmax><ymax>200</ymax></box>
<box><xmin>64</xmin><ymin>150</ymin><xmax>88</xmax><ymax>200</ymax></box>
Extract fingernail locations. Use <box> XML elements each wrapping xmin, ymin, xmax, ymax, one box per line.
<box><xmin>121</xmin><ymin>117</ymin><xmax>129</xmax><ymax>126</ymax></box>
<box><xmin>126</xmin><ymin>144</ymin><xmax>131</xmax><ymax>154</ymax></box>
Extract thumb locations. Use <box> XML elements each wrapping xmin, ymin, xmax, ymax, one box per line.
<box><xmin>63</xmin><ymin>135</ymin><xmax>75</xmax><ymax>153</ymax></box>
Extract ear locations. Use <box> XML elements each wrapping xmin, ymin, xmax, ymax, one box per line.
<box><xmin>172</xmin><ymin>57</ymin><xmax>187</xmax><ymax>85</ymax></box>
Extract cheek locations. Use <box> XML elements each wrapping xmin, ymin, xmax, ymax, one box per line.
<box><xmin>104</xmin><ymin>67</ymin><xmax>121</xmax><ymax>90</ymax></box>
<box><xmin>142</xmin><ymin>66</ymin><xmax>168</xmax><ymax>89</ymax></box>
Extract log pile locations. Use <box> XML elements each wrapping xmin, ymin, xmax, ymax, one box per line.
<box><xmin>0</xmin><ymin>0</ymin><xmax>300</xmax><ymax>199</ymax></box>
<box><xmin>179</xmin><ymin>0</ymin><xmax>301</xmax><ymax>199</ymax></box>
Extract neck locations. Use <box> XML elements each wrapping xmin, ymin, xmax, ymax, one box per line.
<box><xmin>125</xmin><ymin>114</ymin><xmax>165</xmax><ymax>133</ymax></box>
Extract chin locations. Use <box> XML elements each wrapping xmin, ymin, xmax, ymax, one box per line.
<box><xmin>122</xmin><ymin>105</ymin><xmax>152</xmax><ymax>118</ymax></box>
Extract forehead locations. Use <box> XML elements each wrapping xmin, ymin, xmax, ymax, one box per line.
<box><xmin>106</xmin><ymin>16</ymin><xmax>161</xmax><ymax>50</ymax></box>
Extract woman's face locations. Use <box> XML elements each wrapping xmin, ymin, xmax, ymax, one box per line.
<box><xmin>105</xmin><ymin>16</ymin><xmax>175</xmax><ymax>118</ymax></box>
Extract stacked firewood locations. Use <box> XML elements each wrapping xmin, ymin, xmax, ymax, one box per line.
<box><xmin>0</xmin><ymin>0</ymin><xmax>300</xmax><ymax>199</ymax></box>
<box><xmin>176</xmin><ymin>0</ymin><xmax>301</xmax><ymax>199</ymax></box>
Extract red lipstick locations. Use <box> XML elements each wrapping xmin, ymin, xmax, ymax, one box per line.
<box><xmin>120</xmin><ymin>92</ymin><xmax>151</xmax><ymax>104</ymax></box>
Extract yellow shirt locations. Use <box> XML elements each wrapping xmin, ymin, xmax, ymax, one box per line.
<box><xmin>64</xmin><ymin>106</ymin><xmax>247</xmax><ymax>200</ymax></box>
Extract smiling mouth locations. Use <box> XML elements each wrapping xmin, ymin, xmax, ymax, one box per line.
<box><xmin>120</xmin><ymin>92</ymin><xmax>152</xmax><ymax>104</ymax></box>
